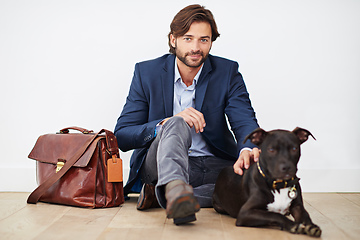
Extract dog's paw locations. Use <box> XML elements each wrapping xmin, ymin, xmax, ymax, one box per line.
<box><xmin>290</xmin><ymin>223</ymin><xmax>322</xmax><ymax>237</ymax></box>
<box><xmin>290</xmin><ymin>223</ymin><xmax>306</xmax><ymax>234</ymax></box>
<box><xmin>304</xmin><ymin>224</ymin><xmax>322</xmax><ymax>237</ymax></box>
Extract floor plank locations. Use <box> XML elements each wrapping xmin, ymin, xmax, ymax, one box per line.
<box><xmin>161</xmin><ymin>209</ymin><xmax>225</xmax><ymax>240</ymax></box>
<box><xmin>340</xmin><ymin>193</ymin><xmax>360</xmax><ymax>206</ymax></box>
<box><xmin>0</xmin><ymin>201</ymin><xmax>71</xmax><ymax>239</ymax></box>
<box><xmin>0</xmin><ymin>193</ymin><xmax>28</xmax><ymax>221</ymax></box>
<box><xmin>99</xmin><ymin>196</ymin><xmax>165</xmax><ymax>240</ymax></box>
<box><xmin>34</xmin><ymin>207</ymin><xmax>120</xmax><ymax>240</ymax></box>
<box><xmin>107</xmin><ymin>197</ymin><xmax>166</xmax><ymax>229</ymax></box>
<box><xmin>304</xmin><ymin>193</ymin><xmax>360</xmax><ymax>216</ymax></box>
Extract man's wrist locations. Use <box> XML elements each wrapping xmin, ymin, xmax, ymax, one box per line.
<box><xmin>159</xmin><ymin>117</ymin><xmax>170</xmax><ymax>125</ymax></box>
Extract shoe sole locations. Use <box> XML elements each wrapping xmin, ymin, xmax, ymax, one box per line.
<box><xmin>173</xmin><ymin>214</ymin><xmax>196</xmax><ymax>225</ymax></box>
<box><xmin>167</xmin><ymin>194</ymin><xmax>200</xmax><ymax>219</ymax></box>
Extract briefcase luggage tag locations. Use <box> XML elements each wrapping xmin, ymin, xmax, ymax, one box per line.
<box><xmin>107</xmin><ymin>155</ymin><xmax>123</xmax><ymax>183</ymax></box>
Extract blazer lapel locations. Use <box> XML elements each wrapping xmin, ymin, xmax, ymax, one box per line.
<box><xmin>161</xmin><ymin>55</ymin><xmax>175</xmax><ymax>116</ymax></box>
<box><xmin>195</xmin><ymin>57</ymin><xmax>212</xmax><ymax>111</ymax></box>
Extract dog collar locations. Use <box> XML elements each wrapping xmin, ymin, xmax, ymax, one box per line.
<box><xmin>257</xmin><ymin>161</ymin><xmax>300</xmax><ymax>190</ymax></box>
<box><xmin>257</xmin><ymin>161</ymin><xmax>266</xmax><ymax>178</ymax></box>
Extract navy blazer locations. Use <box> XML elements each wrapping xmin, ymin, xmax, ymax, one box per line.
<box><xmin>114</xmin><ymin>54</ymin><xmax>259</xmax><ymax>194</ymax></box>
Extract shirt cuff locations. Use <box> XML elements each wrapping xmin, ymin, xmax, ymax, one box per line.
<box><xmin>240</xmin><ymin>147</ymin><xmax>252</xmax><ymax>155</ymax></box>
<box><xmin>154</xmin><ymin>121</ymin><xmax>163</xmax><ymax>137</ymax></box>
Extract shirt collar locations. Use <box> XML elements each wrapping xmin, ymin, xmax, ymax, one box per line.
<box><xmin>174</xmin><ymin>58</ymin><xmax>204</xmax><ymax>86</ymax></box>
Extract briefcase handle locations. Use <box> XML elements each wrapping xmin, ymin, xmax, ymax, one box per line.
<box><xmin>59</xmin><ymin>126</ymin><xmax>94</xmax><ymax>134</ymax></box>
<box><xmin>59</xmin><ymin>127</ymin><xmax>118</xmax><ymax>156</ymax></box>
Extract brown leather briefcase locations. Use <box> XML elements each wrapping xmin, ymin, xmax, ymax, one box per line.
<box><xmin>27</xmin><ymin>127</ymin><xmax>124</xmax><ymax>208</ymax></box>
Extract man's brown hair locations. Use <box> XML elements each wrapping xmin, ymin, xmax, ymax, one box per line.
<box><xmin>168</xmin><ymin>4</ymin><xmax>220</xmax><ymax>54</ymax></box>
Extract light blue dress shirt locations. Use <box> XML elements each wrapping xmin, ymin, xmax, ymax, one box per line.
<box><xmin>173</xmin><ymin>60</ymin><xmax>214</xmax><ymax>157</ymax></box>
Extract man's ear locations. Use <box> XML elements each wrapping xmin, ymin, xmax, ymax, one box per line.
<box><xmin>170</xmin><ymin>34</ymin><xmax>176</xmax><ymax>48</ymax></box>
<box><xmin>243</xmin><ymin>128</ymin><xmax>267</xmax><ymax>146</ymax></box>
<box><xmin>292</xmin><ymin>127</ymin><xmax>316</xmax><ymax>144</ymax></box>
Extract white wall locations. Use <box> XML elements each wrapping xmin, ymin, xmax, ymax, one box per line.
<box><xmin>1</xmin><ymin>0</ymin><xmax>359</xmax><ymax>192</ymax></box>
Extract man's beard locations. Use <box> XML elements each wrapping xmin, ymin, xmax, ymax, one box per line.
<box><xmin>175</xmin><ymin>47</ymin><xmax>209</xmax><ymax>68</ymax></box>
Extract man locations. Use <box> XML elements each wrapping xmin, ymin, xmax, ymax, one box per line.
<box><xmin>114</xmin><ymin>4</ymin><xmax>260</xmax><ymax>225</ymax></box>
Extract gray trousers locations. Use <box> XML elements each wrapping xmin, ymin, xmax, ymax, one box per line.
<box><xmin>140</xmin><ymin>117</ymin><xmax>234</xmax><ymax>208</ymax></box>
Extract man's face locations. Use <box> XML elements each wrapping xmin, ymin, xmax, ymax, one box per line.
<box><xmin>170</xmin><ymin>21</ymin><xmax>212</xmax><ymax>68</ymax></box>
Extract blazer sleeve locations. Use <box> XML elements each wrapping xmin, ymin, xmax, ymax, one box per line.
<box><xmin>114</xmin><ymin>63</ymin><xmax>161</xmax><ymax>152</ymax></box>
<box><xmin>225</xmin><ymin>62</ymin><xmax>259</xmax><ymax>153</ymax></box>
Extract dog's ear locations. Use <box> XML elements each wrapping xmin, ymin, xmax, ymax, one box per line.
<box><xmin>292</xmin><ymin>127</ymin><xmax>316</xmax><ymax>144</ymax></box>
<box><xmin>243</xmin><ymin>128</ymin><xmax>267</xmax><ymax>146</ymax></box>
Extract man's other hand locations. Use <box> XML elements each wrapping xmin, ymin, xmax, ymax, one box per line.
<box><xmin>233</xmin><ymin>148</ymin><xmax>260</xmax><ymax>175</ymax></box>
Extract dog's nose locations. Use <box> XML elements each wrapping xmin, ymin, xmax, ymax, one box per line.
<box><xmin>279</xmin><ymin>163</ymin><xmax>291</xmax><ymax>173</ymax></box>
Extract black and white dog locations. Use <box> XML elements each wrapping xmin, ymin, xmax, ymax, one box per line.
<box><xmin>212</xmin><ymin>127</ymin><xmax>321</xmax><ymax>237</ymax></box>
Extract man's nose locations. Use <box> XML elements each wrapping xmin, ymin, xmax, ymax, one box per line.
<box><xmin>191</xmin><ymin>40</ymin><xmax>201</xmax><ymax>53</ymax></box>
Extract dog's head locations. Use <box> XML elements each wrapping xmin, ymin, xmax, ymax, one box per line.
<box><xmin>244</xmin><ymin>127</ymin><xmax>315</xmax><ymax>181</ymax></box>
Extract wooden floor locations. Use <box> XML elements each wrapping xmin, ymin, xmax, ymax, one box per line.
<box><xmin>0</xmin><ymin>193</ymin><xmax>359</xmax><ymax>240</ymax></box>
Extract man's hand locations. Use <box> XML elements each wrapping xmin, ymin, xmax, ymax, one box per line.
<box><xmin>233</xmin><ymin>148</ymin><xmax>260</xmax><ymax>175</ymax></box>
<box><xmin>173</xmin><ymin>107</ymin><xmax>206</xmax><ymax>133</ymax></box>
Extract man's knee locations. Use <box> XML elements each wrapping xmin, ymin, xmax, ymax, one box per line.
<box><xmin>161</xmin><ymin>116</ymin><xmax>192</xmax><ymax>144</ymax></box>
<box><xmin>163</xmin><ymin>116</ymin><xmax>189</xmax><ymax>132</ymax></box>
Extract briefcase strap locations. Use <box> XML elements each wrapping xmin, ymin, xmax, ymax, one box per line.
<box><xmin>27</xmin><ymin>129</ymin><xmax>118</xmax><ymax>204</ymax></box>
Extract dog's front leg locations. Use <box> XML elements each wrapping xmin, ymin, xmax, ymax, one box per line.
<box><xmin>236</xmin><ymin>208</ymin><xmax>305</xmax><ymax>234</ymax></box>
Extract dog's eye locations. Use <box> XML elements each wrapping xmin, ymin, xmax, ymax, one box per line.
<box><xmin>268</xmin><ymin>147</ymin><xmax>275</xmax><ymax>153</ymax></box>
<box><xmin>292</xmin><ymin>147</ymin><xmax>298</xmax><ymax>152</ymax></box>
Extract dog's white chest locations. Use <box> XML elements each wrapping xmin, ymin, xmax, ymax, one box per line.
<box><xmin>267</xmin><ymin>187</ymin><xmax>293</xmax><ymax>215</ymax></box>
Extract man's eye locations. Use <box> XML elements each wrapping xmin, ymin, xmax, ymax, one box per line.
<box><xmin>201</xmin><ymin>39</ymin><xmax>208</xmax><ymax>43</ymax></box>
<box><xmin>184</xmin><ymin>38</ymin><xmax>191</xmax><ymax>41</ymax></box>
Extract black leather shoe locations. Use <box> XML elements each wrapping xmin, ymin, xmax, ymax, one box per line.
<box><xmin>137</xmin><ymin>183</ymin><xmax>160</xmax><ymax>210</ymax></box>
